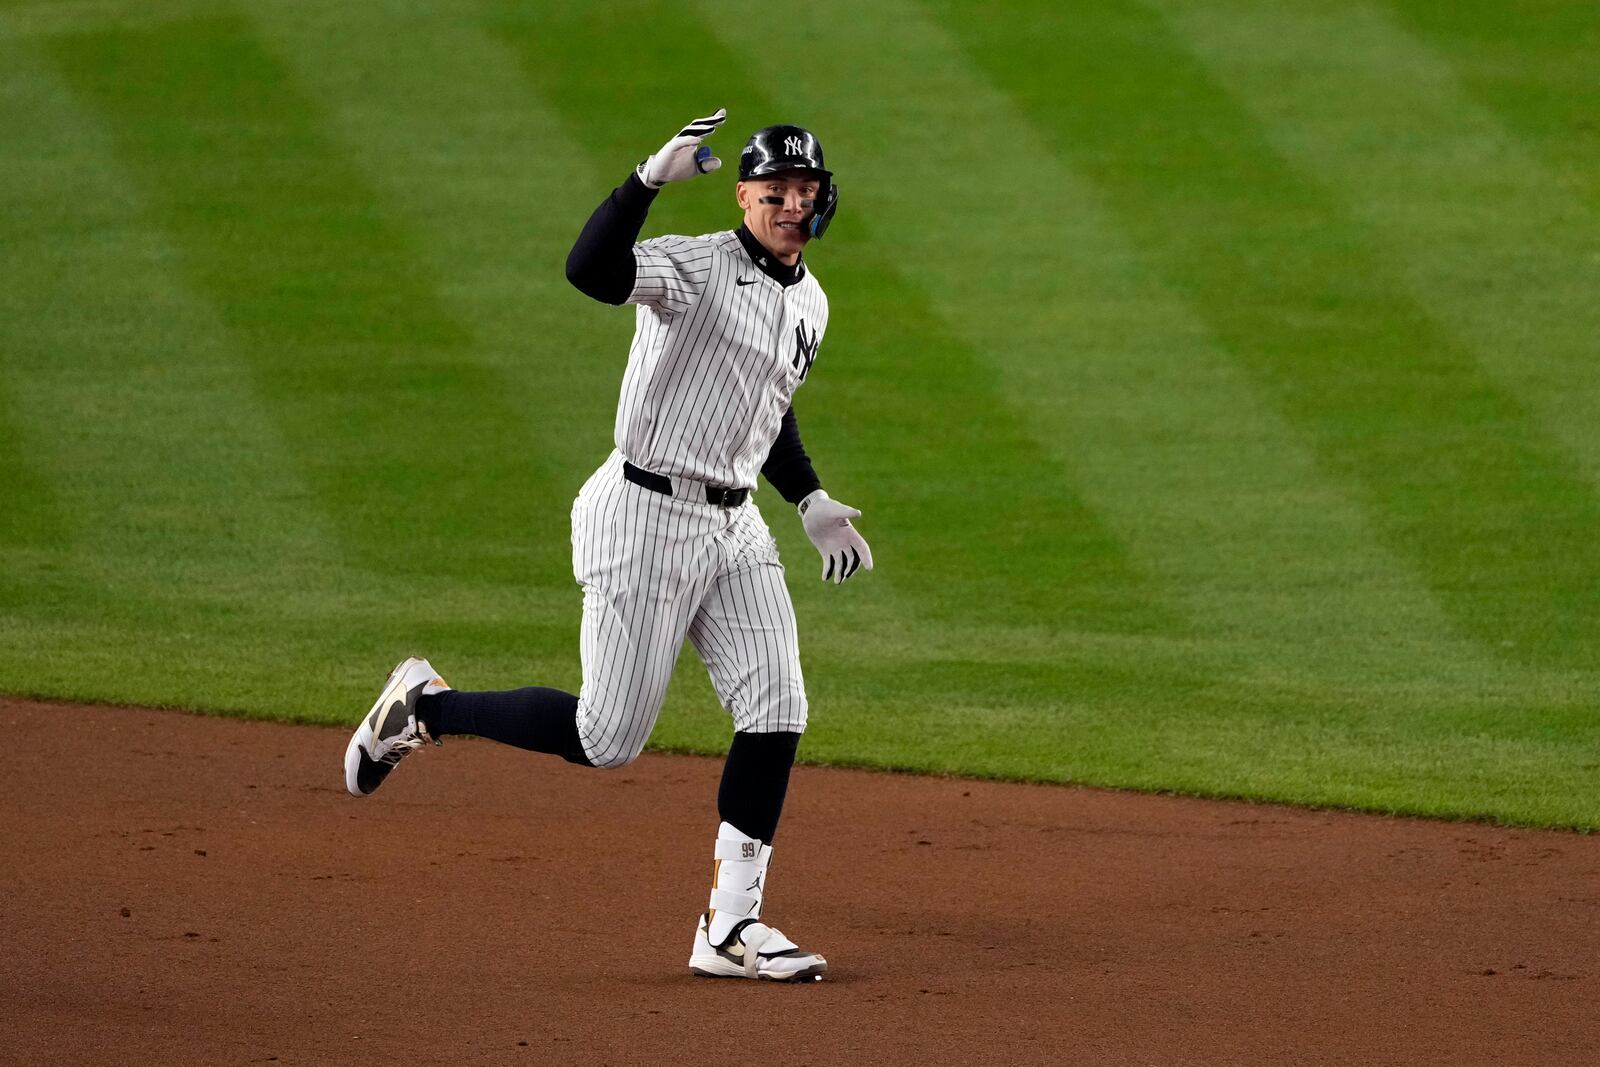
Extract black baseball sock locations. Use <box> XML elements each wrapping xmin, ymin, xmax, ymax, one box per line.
<box><xmin>717</xmin><ymin>730</ymin><xmax>801</xmax><ymax>844</ymax></box>
<box><xmin>417</xmin><ymin>687</ymin><xmax>592</xmax><ymax>766</ymax></box>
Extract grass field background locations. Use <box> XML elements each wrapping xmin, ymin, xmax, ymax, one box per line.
<box><xmin>2</xmin><ymin>0</ymin><xmax>1596</xmax><ymax>827</ymax></box>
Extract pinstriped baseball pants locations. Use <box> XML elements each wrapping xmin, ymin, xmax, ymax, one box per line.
<box><xmin>570</xmin><ymin>451</ymin><xmax>807</xmax><ymax>769</ymax></box>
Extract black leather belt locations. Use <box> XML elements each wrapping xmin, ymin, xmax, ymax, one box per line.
<box><xmin>623</xmin><ymin>461</ymin><xmax>749</xmax><ymax>507</ymax></box>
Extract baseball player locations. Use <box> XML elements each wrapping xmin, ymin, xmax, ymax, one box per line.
<box><xmin>344</xmin><ymin>109</ymin><xmax>871</xmax><ymax>982</ymax></box>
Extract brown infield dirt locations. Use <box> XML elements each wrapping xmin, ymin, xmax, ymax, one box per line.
<box><xmin>4</xmin><ymin>696</ymin><xmax>1596</xmax><ymax>1066</ymax></box>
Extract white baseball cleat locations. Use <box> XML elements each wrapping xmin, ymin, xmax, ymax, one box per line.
<box><xmin>343</xmin><ymin>656</ymin><xmax>450</xmax><ymax>797</ymax></box>
<box><xmin>688</xmin><ymin>911</ymin><xmax>827</xmax><ymax>982</ymax></box>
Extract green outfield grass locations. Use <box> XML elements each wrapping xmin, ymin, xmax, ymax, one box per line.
<box><xmin>2</xmin><ymin>0</ymin><xmax>1596</xmax><ymax>828</ymax></box>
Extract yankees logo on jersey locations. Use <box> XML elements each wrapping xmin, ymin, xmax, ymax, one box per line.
<box><xmin>793</xmin><ymin>321</ymin><xmax>819</xmax><ymax>381</ymax></box>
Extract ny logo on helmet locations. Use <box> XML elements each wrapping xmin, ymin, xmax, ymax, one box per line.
<box><xmin>784</xmin><ymin>135</ymin><xmax>804</xmax><ymax>156</ymax></box>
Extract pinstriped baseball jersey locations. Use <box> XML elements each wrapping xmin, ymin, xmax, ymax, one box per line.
<box><xmin>621</xmin><ymin>230</ymin><xmax>828</xmax><ymax>489</ymax></box>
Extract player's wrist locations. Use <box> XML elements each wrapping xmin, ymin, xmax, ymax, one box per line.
<box><xmin>798</xmin><ymin>489</ymin><xmax>829</xmax><ymax>516</ymax></box>
<box><xmin>635</xmin><ymin>160</ymin><xmax>665</xmax><ymax>190</ymax></box>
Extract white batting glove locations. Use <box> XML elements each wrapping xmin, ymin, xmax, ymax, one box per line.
<box><xmin>636</xmin><ymin>108</ymin><xmax>726</xmax><ymax>189</ymax></box>
<box><xmin>799</xmin><ymin>490</ymin><xmax>873</xmax><ymax>585</ymax></box>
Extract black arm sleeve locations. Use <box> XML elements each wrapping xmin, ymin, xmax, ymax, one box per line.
<box><xmin>564</xmin><ymin>172</ymin><xmax>659</xmax><ymax>305</ymax></box>
<box><xmin>761</xmin><ymin>407</ymin><xmax>823</xmax><ymax>505</ymax></box>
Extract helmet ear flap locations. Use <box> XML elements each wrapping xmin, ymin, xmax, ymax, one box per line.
<box><xmin>809</xmin><ymin>184</ymin><xmax>838</xmax><ymax>239</ymax></box>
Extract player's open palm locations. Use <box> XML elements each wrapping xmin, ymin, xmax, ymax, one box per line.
<box><xmin>638</xmin><ymin>108</ymin><xmax>726</xmax><ymax>188</ymax></box>
<box><xmin>800</xmin><ymin>490</ymin><xmax>873</xmax><ymax>584</ymax></box>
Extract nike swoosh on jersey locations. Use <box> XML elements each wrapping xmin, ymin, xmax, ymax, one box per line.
<box><xmin>735</xmin><ymin>277</ymin><xmax>758</xmax><ymax>286</ymax></box>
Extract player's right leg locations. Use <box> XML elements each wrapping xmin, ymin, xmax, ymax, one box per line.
<box><xmin>682</xmin><ymin>506</ymin><xmax>825</xmax><ymax>980</ymax></box>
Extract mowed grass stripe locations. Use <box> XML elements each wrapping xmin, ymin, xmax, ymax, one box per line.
<box><xmin>709</xmin><ymin>0</ymin><xmax>1491</xmax><ymax>691</ymax></box>
<box><xmin>0</xmin><ymin>401</ymin><xmax>65</xmax><ymax>551</ymax></box>
<box><xmin>489</xmin><ymin>0</ymin><xmax>1174</xmax><ymax>637</ymax></box>
<box><xmin>480</xmin><ymin>2</ymin><xmax>764</xmax><ymax>248</ymax></box>
<box><xmin>46</xmin><ymin>17</ymin><xmax>462</xmax><ymax>347</ymax></box>
<box><xmin>819</xmin><ymin>247</ymin><xmax>1177</xmax><ymax>633</ymax></box>
<box><xmin>0</xmin><ymin>0</ymin><xmax>217</xmax><ymax>38</ymax></box>
<box><xmin>0</xmin><ymin>26</ymin><xmax>369</xmax><ymax>708</ymax></box>
<box><xmin>0</xmin><ymin>30</ymin><xmax>88</xmax><ymax>557</ymax></box>
<box><xmin>0</xmin><ymin>28</ymin><xmax>72</xmax><ymax>555</ymax></box>
<box><xmin>930</xmin><ymin>0</ymin><xmax>1600</xmax><ymax>668</ymax></box>
<box><xmin>0</xmin><ymin>26</ymin><xmax>336</xmax><ymax>588</ymax></box>
<box><xmin>46</xmin><ymin>15</ymin><xmax>546</xmax><ymax>584</ymax></box>
<box><xmin>1152</xmin><ymin>0</ymin><xmax>1600</xmax><ymax>502</ymax></box>
<box><xmin>1392</xmin><ymin>0</ymin><xmax>1600</xmax><ymax>212</ymax></box>
<box><xmin>249</xmin><ymin>1</ymin><xmax>623</xmax><ymax>584</ymax></box>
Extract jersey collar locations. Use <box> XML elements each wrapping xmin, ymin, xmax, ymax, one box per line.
<box><xmin>736</xmin><ymin>225</ymin><xmax>805</xmax><ymax>288</ymax></box>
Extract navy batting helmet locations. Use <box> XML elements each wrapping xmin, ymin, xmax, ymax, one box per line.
<box><xmin>738</xmin><ymin>125</ymin><xmax>839</xmax><ymax>239</ymax></box>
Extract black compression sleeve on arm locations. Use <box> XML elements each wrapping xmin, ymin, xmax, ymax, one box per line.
<box><xmin>564</xmin><ymin>172</ymin><xmax>659</xmax><ymax>305</ymax></box>
<box><xmin>761</xmin><ymin>407</ymin><xmax>823</xmax><ymax>504</ymax></box>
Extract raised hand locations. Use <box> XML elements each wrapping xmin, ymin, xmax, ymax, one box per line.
<box><xmin>637</xmin><ymin>108</ymin><xmax>727</xmax><ymax>189</ymax></box>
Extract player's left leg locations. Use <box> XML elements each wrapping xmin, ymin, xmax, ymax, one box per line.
<box><xmin>682</xmin><ymin>512</ymin><xmax>825</xmax><ymax>981</ymax></box>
